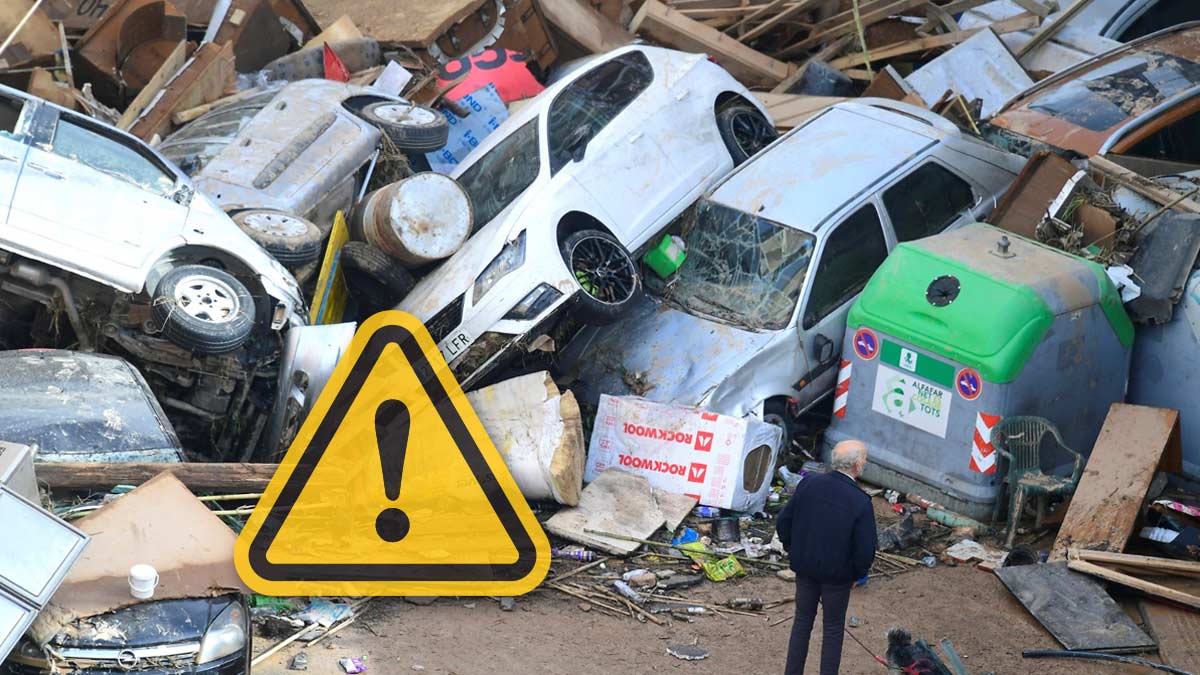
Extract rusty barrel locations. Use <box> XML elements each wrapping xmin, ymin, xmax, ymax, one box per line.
<box><xmin>352</xmin><ymin>172</ymin><xmax>472</xmax><ymax>266</ymax></box>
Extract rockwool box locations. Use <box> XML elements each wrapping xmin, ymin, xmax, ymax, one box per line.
<box><xmin>585</xmin><ymin>395</ymin><xmax>782</xmax><ymax>512</ymax></box>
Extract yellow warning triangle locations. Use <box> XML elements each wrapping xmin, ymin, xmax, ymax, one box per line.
<box><xmin>235</xmin><ymin>311</ymin><xmax>550</xmax><ymax>596</ymax></box>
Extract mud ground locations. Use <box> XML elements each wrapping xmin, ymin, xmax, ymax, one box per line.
<box><xmin>251</xmin><ymin>564</ymin><xmax>1153</xmax><ymax>674</ymax></box>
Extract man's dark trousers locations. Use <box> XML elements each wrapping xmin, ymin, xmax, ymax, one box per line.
<box><xmin>785</xmin><ymin>577</ymin><xmax>851</xmax><ymax>675</ymax></box>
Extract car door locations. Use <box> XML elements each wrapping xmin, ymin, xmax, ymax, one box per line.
<box><xmin>9</xmin><ymin>108</ymin><xmax>188</xmax><ymax>284</ymax></box>
<box><xmin>793</xmin><ymin>202</ymin><xmax>890</xmax><ymax>413</ymax></box>
<box><xmin>0</xmin><ymin>91</ymin><xmax>33</xmax><ymax>223</ymax></box>
<box><xmin>547</xmin><ymin>50</ymin><xmax>672</xmax><ymax>246</ymax></box>
<box><xmin>880</xmin><ymin>160</ymin><xmax>980</xmax><ymax>243</ymax></box>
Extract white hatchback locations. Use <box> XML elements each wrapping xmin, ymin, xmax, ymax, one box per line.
<box><xmin>397</xmin><ymin>45</ymin><xmax>776</xmax><ymax>388</ymax></box>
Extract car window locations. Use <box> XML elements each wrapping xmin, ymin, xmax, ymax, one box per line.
<box><xmin>883</xmin><ymin>162</ymin><xmax>975</xmax><ymax>242</ymax></box>
<box><xmin>160</xmin><ymin>139</ymin><xmax>230</xmax><ymax>176</ymax></box>
<box><xmin>547</xmin><ymin>50</ymin><xmax>653</xmax><ymax>174</ymax></box>
<box><xmin>803</xmin><ymin>205</ymin><xmax>888</xmax><ymax>329</ymax></box>
<box><xmin>1123</xmin><ymin>110</ymin><xmax>1200</xmax><ymax>165</ymax></box>
<box><xmin>51</xmin><ymin>117</ymin><xmax>176</xmax><ymax>197</ymax></box>
<box><xmin>0</xmin><ymin>94</ymin><xmax>24</xmax><ymax>140</ymax></box>
<box><xmin>455</xmin><ymin>118</ymin><xmax>540</xmax><ymax>233</ymax></box>
<box><xmin>1114</xmin><ymin>5</ymin><xmax>1200</xmax><ymax>42</ymax></box>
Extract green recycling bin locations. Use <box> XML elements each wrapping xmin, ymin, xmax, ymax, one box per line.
<box><xmin>824</xmin><ymin>223</ymin><xmax>1133</xmax><ymax>520</ymax></box>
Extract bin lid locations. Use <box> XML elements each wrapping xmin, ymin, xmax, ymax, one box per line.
<box><xmin>848</xmin><ymin>223</ymin><xmax>1132</xmax><ymax>383</ymax></box>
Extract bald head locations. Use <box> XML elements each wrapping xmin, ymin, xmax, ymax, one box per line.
<box><xmin>831</xmin><ymin>440</ymin><xmax>868</xmax><ymax>478</ymax></box>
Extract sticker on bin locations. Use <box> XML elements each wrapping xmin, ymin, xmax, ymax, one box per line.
<box><xmin>853</xmin><ymin>328</ymin><xmax>878</xmax><ymax>360</ymax></box>
<box><xmin>970</xmin><ymin>412</ymin><xmax>1002</xmax><ymax>474</ymax></box>
<box><xmin>871</xmin><ymin>364</ymin><xmax>951</xmax><ymax>438</ymax></box>
<box><xmin>956</xmin><ymin>368</ymin><xmax>983</xmax><ymax>400</ymax></box>
<box><xmin>585</xmin><ymin>395</ymin><xmax>782</xmax><ymax>512</ymax></box>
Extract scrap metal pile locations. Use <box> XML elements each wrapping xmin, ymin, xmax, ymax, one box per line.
<box><xmin>4</xmin><ymin>0</ymin><xmax>1200</xmax><ymax>673</ymax></box>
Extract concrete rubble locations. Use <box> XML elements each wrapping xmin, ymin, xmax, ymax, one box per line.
<box><xmin>2</xmin><ymin>0</ymin><xmax>1200</xmax><ymax>673</ymax></box>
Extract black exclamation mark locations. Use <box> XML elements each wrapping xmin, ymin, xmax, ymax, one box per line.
<box><xmin>374</xmin><ymin>399</ymin><xmax>411</xmax><ymax>543</ymax></box>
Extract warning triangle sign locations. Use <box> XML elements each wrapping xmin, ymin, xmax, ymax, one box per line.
<box><xmin>235</xmin><ymin>312</ymin><xmax>550</xmax><ymax>596</ymax></box>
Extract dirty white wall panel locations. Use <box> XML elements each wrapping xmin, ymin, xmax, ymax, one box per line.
<box><xmin>905</xmin><ymin>28</ymin><xmax>1034</xmax><ymax>118</ymax></box>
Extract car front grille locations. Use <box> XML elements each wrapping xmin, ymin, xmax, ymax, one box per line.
<box><xmin>425</xmin><ymin>294</ymin><xmax>464</xmax><ymax>344</ymax></box>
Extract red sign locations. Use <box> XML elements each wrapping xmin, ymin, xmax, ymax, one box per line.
<box><xmin>694</xmin><ymin>431</ymin><xmax>714</xmax><ymax>452</ymax></box>
<box><xmin>688</xmin><ymin>462</ymin><xmax>708</xmax><ymax>484</ymax></box>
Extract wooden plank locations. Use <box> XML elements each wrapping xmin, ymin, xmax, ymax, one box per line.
<box><xmin>922</xmin><ymin>2</ymin><xmax>958</xmax><ymax>33</ymax></box>
<box><xmin>990</xmin><ymin>150</ymin><xmax>1078</xmax><ymax>239</ymax></box>
<box><xmin>1075</xmin><ymin>550</ymin><xmax>1200</xmax><ymax>577</ymax></box>
<box><xmin>0</xmin><ymin>0</ymin><xmax>60</xmax><ymax>68</ymax></box>
<box><xmin>1051</xmin><ymin>404</ymin><xmax>1183</xmax><ymax>561</ymax></box>
<box><xmin>994</xmin><ymin>562</ymin><xmax>1156</xmax><ymax>651</ymax></box>
<box><xmin>739</xmin><ymin>0</ymin><xmax>822</xmax><ymax>43</ymax></box>
<box><xmin>633</xmin><ymin>0</ymin><xmax>791</xmax><ymax>85</ymax></box>
<box><xmin>861</xmin><ymin>64</ymin><xmax>913</xmax><ymax>100</ymax></box>
<box><xmin>828</xmin><ymin>12</ymin><xmax>1037</xmax><ymax>69</ymax></box>
<box><xmin>117</xmin><ymin>40</ymin><xmax>187</xmax><ymax>130</ymax></box>
<box><xmin>915</xmin><ymin>0</ymin><xmax>995</xmax><ymax>34</ymax></box>
<box><xmin>1010</xmin><ymin>0</ymin><xmax>1056</xmax><ymax>17</ymax></box>
<box><xmin>538</xmin><ymin>0</ymin><xmax>634</xmax><ymax>54</ymax></box>
<box><xmin>1015</xmin><ymin>0</ymin><xmax>1092</xmax><ymax>58</ymax></box>
<box><xmin>172</xmin><ymin>85</ymin><xmax>263</xmax><ymax>126</ymax></box>
<box><xmin>301</xmin><ymin>13</ymin><xmax>362</xmax><ymax>50</ymax></box>
<box><xmin>1089</xmin><ymin>155</ymin><xmax>1200</xmax><ymax>214</ymax></box>
<box><xmin>35</xmin><ymin>462</ymin><xmax>280</xmax><ymax>492</ymax></box>
<box><xmin>769</xmin><ymin>34</ymin><xmax>850</xmax><ymax>92</ymax></box>
<box><xmin>1069</xmin><ymin>559</ymin><xmax>1200</xmax><ymax>610</ymax></box>
<box><xmin>728</xmin><ymin>0</ymin><xmax>783</xmax><ymax>34</ymax></box>
<box><xmin>131</xmin><ymin>41</ymin><xmax>235</xmax><ymax>140</ymax></box>
<box><xmin>1142</xmin><ymin>599</ymin><xmax>1200</xmax><ymax>674</ymax></box>
<box><xmin>301</xmin><ymin>0</ymin><xmax>488</xmax><ymax>46</ymax></box>
<box><xmin>755</xmin><ymin>92</ymin><xmax>845</xmax><ymax>129</ymax></box>
<box><xmin>779</xmin><ymin>0</ymin><xmax>926</xmax><ymax>57</ymax></box>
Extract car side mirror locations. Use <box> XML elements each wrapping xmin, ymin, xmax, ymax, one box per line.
<box><xmin>565</xmin><ymin>125</ymin><xmax>590</xmax><ymax>163</ymax></box>
<box><xmin>813</xmin><ymin>334</ymin><xmax>835</xmax><ymax>366</ymax></box>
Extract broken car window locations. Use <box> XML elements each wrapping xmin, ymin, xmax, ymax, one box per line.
<box><xmin>803</xmin><ymin>205</ymin><xmax>888</xmax><ymax>329</ymax></box>
<box><xmin>456</xmin><ymin>118</ymin><xmax>541</xmax><ymax>233</ymax></box>
<box><xmin>1124</xmin><ymin>110</ymin><xmax>1200</xmax><ymax>164</ymax></box>
<box><xmin>51</xmin><ymin>117</ymin><xmax>176</xmax><ymax>197</ymax></box>
<box><xmin>0</xmin><ymin>95</ymin><xmax>23</xmax><ymax>140</ymax></box>
<box><xmin>1028</xmin><ymin>52</ymin><xmax>1200</xmax><ymax>132</ymax></box>
<box><xmin>547</xmin><ymin>51</ymin><xmax>653</xmax><ymax>174</ymax></box>
<box><xmin>883</xmin><ymin>162</ymin><xmax>975</xmax><ymax>242</ymax></box>
<box><xmin>669</xmin><ymin>199</ymin><xmax>815</xmax><ymax>331</ymax></box>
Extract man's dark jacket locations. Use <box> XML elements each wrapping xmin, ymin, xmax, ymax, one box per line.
<box><xmin>776</xmin><ymin>471</ymin><xmax>877</xmax><ymax>583</ymax></box>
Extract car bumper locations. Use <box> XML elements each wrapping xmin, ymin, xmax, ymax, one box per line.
<box><xmin>2</xmin><ymin>651</ymin><xmax>247</xmax><ymax>675</ymax></box>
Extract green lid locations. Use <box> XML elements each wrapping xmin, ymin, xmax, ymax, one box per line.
<box><xmin>848</xmin><ymin>223</ymin><xmax>1133</xmax><ymax>383</ymax></box>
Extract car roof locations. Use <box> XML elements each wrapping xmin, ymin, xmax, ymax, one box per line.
<box><xmin>991</xmin><ymin>23</ymin><xmax>1200</xmax><ymax>154</ymax></box>
<box><xmin>707</xmin><ymin>102</ymin><xmax>939</xmax><ymax>232</ymax></box>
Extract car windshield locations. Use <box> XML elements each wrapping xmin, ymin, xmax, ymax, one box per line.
<box><xmin>667</xmin><ymin>200</ymin><xmax>815</xmax><ymax>331</ymax></box>
<box><xmin>455</xmin><ymin>118</ymin><xmax>541</xmax><ymax>234</ymax></box>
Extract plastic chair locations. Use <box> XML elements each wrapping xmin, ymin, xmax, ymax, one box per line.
<box><xmin>990</xmin><ymin>416</ymin><xmax>1084</xmax><ymax>549</ymax></box>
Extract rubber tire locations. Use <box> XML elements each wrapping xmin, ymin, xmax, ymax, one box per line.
<box><xmin>151</xmin><ymin>265</ymin><xmax>256</xmax><ymax>355</ymax></box>
<box><xmin>232</xmin><ymin>209</ymin><xmax>323</xmax><ymax>267</ymax></box>
<box><xmin>339</xmin><ymin>241</ymin><xmax>416</xmax><ymax>312</ymax></box>
<box><xmin>360</xmin><ymin>101</ymin><xmax>450</xmax><ymax>152</ymax></box>
<box><xmin>716</xmin><ymin>103</ymin><xmax>778</xmax><ymax>166</ymax></box>
<box><xmin>560</xmin><ymin>229</ymin><xmax>642</xmax><ymax>325</ymax></box>
<box><xmin>763</xmin><ymin>399</ymin><xmax>797</xmax><ymax>453</ymax></box>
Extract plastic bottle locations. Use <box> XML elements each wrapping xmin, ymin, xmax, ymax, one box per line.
<box><xmin>552</xmin><ymin>548</ymin><xmax>595</xmax><ymax>562</ymax></box>
<box><xmin>726</xmin><ymin>597</ymin><xmax>764</xmax><ymax>610</ymax></box>
<box><xmin>693</xmin><ymin>506</ymin><xmax>721</xmax><ymax>518</ymax></box>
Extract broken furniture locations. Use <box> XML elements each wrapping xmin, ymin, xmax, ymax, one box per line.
<box><xmin>74</xmin><ymin>0</ymin><xmax>187</xmax><ymax>106</ymax></box>
<box><xmin>992</xmin><ymin>416</ymin><xmax>1083</xmax><ymax>547</ymax></box>
<box><xmin>825</xmin><ymin>223</ymin><xmax>1133</xmax><ymax>520</ymax></box>
<box><xmin>1051</xmin><ymin>404</ymin><xmax>1183</xmax><ymax>560</ymax></box>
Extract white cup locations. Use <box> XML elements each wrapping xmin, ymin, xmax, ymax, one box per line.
<box><xmin>128</xmin><ymin>564</ymin><xmax>159</xmax><ymax>600</ymax></box>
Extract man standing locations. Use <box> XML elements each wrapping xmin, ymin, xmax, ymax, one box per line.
<box><xmin>777</xmin><ymin>440</ymin><xmax>877</xmax><ymax>675</ymax></box>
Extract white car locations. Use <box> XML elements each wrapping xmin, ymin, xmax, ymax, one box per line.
<box><xmin>0</xmin><ymin>84</ymin><xmax>305</xmax><ymax>457</ymax></box>
<box><xmin>398</xmin><ymin>45</ymin><xmax>776</xmax><ymax>387</ymax></box>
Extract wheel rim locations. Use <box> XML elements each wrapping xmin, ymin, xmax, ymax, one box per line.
<box><xmin>569</xmin><ymin>235</ymin><xmax>637</xmax><ymax>306</ymax></box>
<box><xmin>373</xmin><ymin>104</ymin><xmax>438</xmax><ymax>126</ymax></box>
<box><xmin>173</xmin><ymin>274</ymin><xmax>240</xmax><ymax>324</ymax></box>
<box><xmin>729</xmin><ymin>109</ymin><xmax>776</xmax><ymax>158</ymax></box>
<box><xmin>242</xmin><ymin>211</ymin><xmax>308</xmax><ymax>238</ymax></box>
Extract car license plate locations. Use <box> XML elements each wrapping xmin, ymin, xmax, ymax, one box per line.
<box><xmin>441</xmin><ymin>330</ymin><xmax>473</xmax><ymax>362</ymax></box>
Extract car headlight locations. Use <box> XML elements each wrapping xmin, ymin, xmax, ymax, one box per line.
<box><xmin>503</xmin><ymin>283</ymin><xmax>563</xmax><ymax>321</ymax></box>
<box><xmin>197</xmin><ymin>601</ymin><xmax>247</xmax><ymax>664</ymax></box>
<box><xmin>473</xmin><ymin>231</ymin><xmax>526</xmax><ymax>304</ymax></box>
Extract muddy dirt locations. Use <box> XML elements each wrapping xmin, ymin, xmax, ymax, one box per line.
<box><xmin>251</xmin><ymin>563</ymin><xmax>1151</xmax><ymax>674</ymax></box>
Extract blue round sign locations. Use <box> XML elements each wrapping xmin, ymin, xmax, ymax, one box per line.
<box><xmin>853</xmin><ymin>328</ymin><xmax>879</xmax><ymax>360</ymax></box>
<box><xmin>956</xmin><ymin>368</ymin><xmax>983</xmax><ymax>400</ymax></box>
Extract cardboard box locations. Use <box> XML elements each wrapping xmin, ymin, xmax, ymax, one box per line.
<box><xmin>585</xmin><ymin>395</ymin><xmax>781</xmax><ymax>512</ymax></box>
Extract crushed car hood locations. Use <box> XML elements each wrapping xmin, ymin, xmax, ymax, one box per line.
<box><xmin>51</xmin><ymin>596</ymin><xmax>235</xmax><ymax>649</ymax></box>
<box><xmin>561</xmin><ymin>297</ymin><xmax>776</xmax><ymax>410</ymax></box>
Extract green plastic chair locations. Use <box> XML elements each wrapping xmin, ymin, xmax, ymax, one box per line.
<box><xmin>990</xmin><ymin>416</ymin><xmax>1084</xmax><ymax>548</ymax></box>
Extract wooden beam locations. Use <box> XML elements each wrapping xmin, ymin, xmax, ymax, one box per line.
<box><xmin>681</xmin><ymin>4</ymin><xmax>770</xmax><ymax>19</ymax></box>
<box><xmin>828</xmin><ymin>12</ymin><xmax>1037</xmax><ymax>69</ymax></box>
<box><xmin>1074</xmin><ymin>550</ymin><xmax>1200</xmax><ymax>577</ymax></box>
<box><xmin>1015</xmin><ymin>0</ymin><xmax>1092</xmax><ymax>58</ymax></box>
<box><xmin>739</xmin><ymin>0</ymin><xmax>822</xmax><ymax>43</ymax></box>
<box><xmin>755</xmin><ymin>92</ymin><xmax>846</xmax><ymax>128</ymax></box>
<box><xmin>632</xmin><ymin>0</ymin><xmax>792</xmax><ymax>85</ymax></box>
<box><xmin>36</xmin><ymin>462</ymin><xmax>279</xmax><ymax>492</ymax></box>
<box><xmin>538</xmin><ymin>0</ymin><xmax>634</xmax><ymax>54</ymax></box>
<box><xmin>1068</xmin><ymin>559</ymin><xmax>1200</xmax><ymax>610</ymax></box>
<box><xmin>117</xmin><ymin>40</ymin><xmax>187</xmax><ymax>130</ymax></box>
<box><xmin>779</xmin><ymin>0</ymin><xmax>926</xmax><ymax>57</ymax></box>
<box><xmin>770</xmin><ymin>33</ymin><xmax>851</xmax><ymax>92</ymax></box>
<box><xmin>172</xmin><ymin>85</ymin><xmax>263</xmax><ymax>126</ymax></box>
<box><xmin>1010</xmin><ymin>0</ymin><xmax>1056</xmax><ymax>17</ymax></box>
<box><xmin>130</xmin><ymin>41</ymin><xmax>235</xmax><ymax>141</ymax></box>
<box><xmin>1090</xmin><ymin>156</ymin><xmax>1200</xmax><ymax>214</ymax></box>
<box><xmin>728</xmin><ymin>0</ymin><xmax>784</xmax><ymax>34</ymax></box>
<box><xmin>922</xmin><ymin>2</ymin><xmax>959</xmax><ymax>33</ymax></box>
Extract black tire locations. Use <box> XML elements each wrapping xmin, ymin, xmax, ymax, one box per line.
<box><xmin>360</xmin><ymin>101</ymin><xmax>450</xmax><ymax>152</ymax></box>
<box><xmin>763</xmin><ymin>399</ymin><xmax>797</xmax><ymax>453</ymax></box>
<box><xmin>339</xmin><ymin>241</ymin><xmax>416</xmax><ymax>313</ymax></box>
<box><xmin>716</xmin><ymin>103</ymin><xmax>778</xmax><ymax>166</ymax></box>
<box><xmin>151</xmin><ymin>265</ymin><xmax>256</xmax><ymax>355</ymax></box>
<box><xmin>560</xmin><ymin>229</ymin><xmax>642</xmax><ymax>324</ymax></box>
<box><xmin>232</xmin><ymin>210</ymin><xmax>323</xmax><ymax>267</ymax></box>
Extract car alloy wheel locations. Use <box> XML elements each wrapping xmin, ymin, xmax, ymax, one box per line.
<box><xmin>370</xmin><ymin>103</ymin><xmax>440</xmax><ymax>127</ymax></box>
<box><xmin>568</xmin><ymin>233</ymin><xmax>638</xmax><ymax>306</ymax></box>
<box><xmin>728</xmin><ymin>107</ymin><xmax>776</xmax><ymax>159</ymax></box>
<box><xmin>173</xmin><ymin>273</ymin><xmax>241</xmax><ymax>324</ymax></box>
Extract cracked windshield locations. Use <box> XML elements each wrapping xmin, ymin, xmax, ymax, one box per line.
<box><xmin>667</xmin><ymin>199</ymin><xmax>815</xmax><ymax>330</ymax></box>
